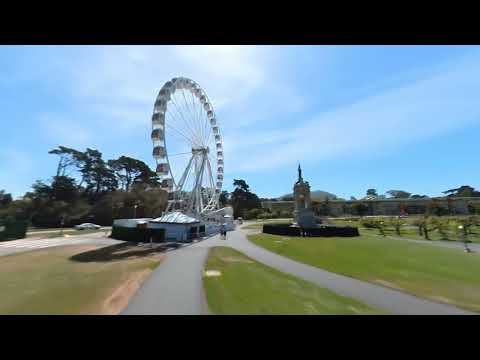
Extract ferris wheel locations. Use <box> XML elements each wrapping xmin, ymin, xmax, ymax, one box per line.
<box><xmin>151</xmin><ymin>77</ymin><xmax>223</xmax><ymax>215</ymax></box>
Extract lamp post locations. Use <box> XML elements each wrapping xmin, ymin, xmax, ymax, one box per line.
<box><xmin>133</xmin><ymin>205</ymin><xmax>138</xmax><ymax>219</ymax></box>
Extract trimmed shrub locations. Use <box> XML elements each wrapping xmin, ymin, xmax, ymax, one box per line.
<box><xmin>111</xmin><ymin>226</ymin><xmax>165</xmax><ymax>243</ymax></box>
<box><xmin>0</xmin><ymin>219</ymin><xmax>29</xmax><ymax>241</ymax></box>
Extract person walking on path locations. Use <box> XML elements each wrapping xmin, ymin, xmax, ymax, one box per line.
<box><xmin>221</xmin><ymin>223</ymin><xmax>227</xmax><ymax>240</ymax></box>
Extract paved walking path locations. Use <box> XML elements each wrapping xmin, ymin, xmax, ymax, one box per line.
<box><xmin>123</xmin><ymin>246</ymin><xmax>211</xmax><ymax>315</ymax></box>
<box><xmin>123</xmin><ymin>227</ymin><xmax>473</xmax><ymax>315</ymax></box>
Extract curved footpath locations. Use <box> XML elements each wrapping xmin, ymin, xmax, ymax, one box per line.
<box><xmin>122</xmin><ymin>227</ymin><xmax>473</xmax><ymax>315</ymax></box>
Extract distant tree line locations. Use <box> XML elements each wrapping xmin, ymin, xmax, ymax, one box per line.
<box><xmin>361</xmin><ymin>186</ymin><xmax>480</xmax><ymax>200</ymax></box>
<box><xmin>0</xmin><ymin>146</ymin><xmax>168</xmax><ymax>228</ymax></box>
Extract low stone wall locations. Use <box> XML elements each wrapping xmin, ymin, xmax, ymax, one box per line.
<box><xmin>262</xmin><ymin>223</ymin><xmax>359</xmax><ymax>237</ymax></box>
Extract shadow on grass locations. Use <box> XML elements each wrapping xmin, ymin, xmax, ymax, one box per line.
<box><xmin>69</xmin><ymin>242</ymin><xmax>169</xmax><ymax>263</ymax></box>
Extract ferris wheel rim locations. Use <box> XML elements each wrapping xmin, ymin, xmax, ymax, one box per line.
<box><xmin>151</xmin><ymin>76</ymin><xmax>224</xmax><ymax>214</ymax></box>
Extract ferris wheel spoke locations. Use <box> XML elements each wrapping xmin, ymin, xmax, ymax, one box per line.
<box><xmin>170</xmin><ymin>94</ymin><xmax>203</xmax><ymax>147</ymax></box>
<box><xmin>188</xmin><ymin>90</ymin><xmax>205</xmax><ymax>146</ymax></box>
<box><xmin>168</xmin><ymin>151</ymin><xmax>192</xmax><ymax>157</ymax></box>
<box><xmin>174</xmin><ymin>91</ymin><xmax>200</xmax><ymax>144</ymax></box>
<box><xmin>166</xmin><ymin>98</ymin><xmax>196</xmax><ymax>146</ymax></box>
<box><xmin>167</xmin><ymin>108</ymin><xmax>204</xmax><ymax>149</ymax></box>
<box><xmin>205</xmin><ymin>119</ymin><xmax>213</xmax><ymax>148</ymax></box>
<box><xmin>164</xmin><ymin>121</ymin><xmax>196</xmax><ymax>148</ymax></box>
<box><xmin>181</xmin><ymin>89</ymin><xmax>204</xmax><ymax>144</ymax></box>
<box><xmin>193</xmin><ymin>97</ymin><xmax>206</xmax><ymax>146</ymax></box>
<box><xmin>201</xmin><ymin>106</ymin><xmax>210</xmax><ymax>147</ymax></box>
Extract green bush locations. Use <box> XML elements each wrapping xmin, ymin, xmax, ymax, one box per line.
<box><xmin>0</xmin><ymin>219</ymin><xmax>29</xmax><ymax>241</ymax></box>
<box><xmin>258</xmin><ymin>212</ymin><xmax>274</xmax><ymax>220</ymax></box>
<box><xmin>279</xmin><ymin>210</ymin><xmax>293</xmax><ymax>218</ymax></box>
<box><xmin>111</xmin><ymin>226</ymin><xmax>165</xmax><ymax>243</ymax></box>
<box><xmin>244</xmin><ymin>208</ymin><xmax>263</xmax><ymax>220</ymax></box>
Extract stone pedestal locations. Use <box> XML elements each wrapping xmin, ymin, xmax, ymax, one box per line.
<box><xmin>295</xmin><ymin>208</ymin><xmax>317</xmax><ymax>228</ymax></box>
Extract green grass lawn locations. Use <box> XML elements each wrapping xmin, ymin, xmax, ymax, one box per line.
<box><xmin>0</xmin><ymin>244</ymin><xmax>162</xmax><ymax>314</ymax></box>
<box><xmin>248</xmin><ymin>233</ymin><xmax>480</xmax><ymax>312</ymax></box>
<box><xmin>203</xmin><ymin>246</ymin><xmax>383</xmax><ymax>315</ymax></box>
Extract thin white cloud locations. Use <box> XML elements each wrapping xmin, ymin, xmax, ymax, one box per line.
<box><xmin>6</xmin><ymin>45</ymin><xmax>480</xmax><ymax>197</ymax></box>
<box><xmin>228</xmin><ymin>51</ymin><xmax>480</xmax><ymax>173</ymax></box>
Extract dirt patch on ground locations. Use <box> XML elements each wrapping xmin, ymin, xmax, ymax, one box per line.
<box><xmin>220</xmin><ymin>256</ymin><xmax>254</xmax><ymax>264</ymax></box>
<box><xmin>101</xmin><ymin>269</ymin><xmax>152</xmax><ymax>315</ymax></box>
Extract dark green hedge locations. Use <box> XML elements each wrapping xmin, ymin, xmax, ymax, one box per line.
<box><xmin>0</xmin><ymin>219</ymin><xmax>29</xmax><ymax>241</ymax></box>
<box><xmin>263</xmin><ymin>223</ymin><xmax>359</xmax><ymax>237</ymax></box>
<box><xmin>111</xmin><ymin>226</ymin><xmax>165</xmax><ymax>243</ymax></box>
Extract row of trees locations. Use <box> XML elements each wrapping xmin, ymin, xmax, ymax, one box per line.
<box><xmin>0</xmin><ymin>146</ymin><xmax>168</xmax><ymax>228</ymax></box>
<box><xmin>357</xmin><ymin>185</ymin><xmax>480</xmax><ymax>200</ymax></box>
<box><xmin>360</xmin><ymin>215</ymin><xmax>480</xmax><ymax>242</ymax></box>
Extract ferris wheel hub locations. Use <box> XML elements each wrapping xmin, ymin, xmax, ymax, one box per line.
<box><xmin>192</xmin><ymin>146</ymin><xmax>209</xmax><ymax>155</ymax></box>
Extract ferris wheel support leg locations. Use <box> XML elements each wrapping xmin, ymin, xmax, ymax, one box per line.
<box><xmin>190</xmin><ymin>153</ymin><xmax>207</xmax><ymax>214</ymax></box>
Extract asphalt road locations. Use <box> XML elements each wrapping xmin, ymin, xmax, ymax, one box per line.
<box><xmin>122</xmin><ymin>226</ymin><xmax>473</xmax><ymax>315</ymax></box>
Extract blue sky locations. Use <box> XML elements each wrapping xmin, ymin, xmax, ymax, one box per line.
<box><xmin>1</xmin><ymin>45</ymin><xmax>479</xmax><ymax>199</ymax></box>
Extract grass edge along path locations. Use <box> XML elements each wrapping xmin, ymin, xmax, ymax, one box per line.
<box><xmin>203</xmin><ymin>246</ymin><xmax>384</xmax><ymax>315</ymax></box>
<box><xmin>248</xmin><ymin>233</ymin><xmax>480</xmax><ymax>313</ymax></box>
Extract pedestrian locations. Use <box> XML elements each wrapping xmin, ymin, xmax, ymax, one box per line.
<box><xmin>221</xmin><ymin>223</ymin><xmax>227</xmax><ymax>240</ymax></box>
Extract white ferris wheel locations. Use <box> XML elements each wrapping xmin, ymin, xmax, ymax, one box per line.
<box><xmin>151</xmin><ymin>77</ymin><xmax>223</xmax><ymax>216</ymax></box>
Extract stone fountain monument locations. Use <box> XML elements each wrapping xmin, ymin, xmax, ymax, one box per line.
<box><xmin>262</xmin><ymin>164</ymin><xmax>359</xmax><ymax>237</ymax></box>
<box><xmin>293</xmin><ymin>164</ymin><xmax>318</xmax><ymax>228</ymax></box>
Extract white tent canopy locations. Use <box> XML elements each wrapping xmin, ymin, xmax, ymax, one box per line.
<box><xmin>151</xmin><ymin>211</ymin><xmax>200</xmax><ymax>224</ymax></box>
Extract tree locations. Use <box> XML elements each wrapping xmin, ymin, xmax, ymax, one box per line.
<box><xmin>412</xmin><ymin>216</ymin><xmax>441</xmax><ymax>240</ymax></box>
<box><xmin>389</xmin><ymin>217</ymin><xmax>405</xmax><ymax>236</ymax></box>
<box><xmin>386</xmin><ymin>190</ymin><xmax>411</xmax><ymax>199</ymax></box>
<box><xmin>457</xmin><ymin>216</ymin><xmax>480</xmax><ymax>240</ymax></box>
<box><xmin>108</xmin><ymin>156</ymin><xmax>159</xmax><ymax>191</ymax></box>
<box><xmin>81</xmin><ymin>148</ymin><xmax>118</xmax><ymax>197</ymax></box>
<box><xmin>443</xmin><ymin>185</ymin><xmax>480</xmax><ymax>198</ymax></box>
<box><xmin>411</xmin><ymin>194</ymin><xmax>428</xmax><ymax>199</ymax></box>
<box><xmin>219</xmin><ymin>191</ymin><xmax>230</xmax><ymax>207</ymax></box>
<box><xmin>432</xmin><ymin>217</ymin><xmax>451</xmax><ymax>240</ymax></box>
<box><xmin>49</xmin><ymin>176</ymin><xmax>80</xmax><ymax>202</ymax></box>
<box><xmin>48</xmin><ymin>146</ymin><xmax>86</xmax><ymax>178</ymax></box>
<box><xmin>366</xmin><ymin>189</ymin><xmax>378</xmax><ymax>197</ymax></box>
<box><xmin>233</xmin><ymin>179</ymin><xmax>249</xmax><ymax>192</ymax></box>
<box><xmin>352</xmin><ymin>203</ymin><xmax>369</xmax><ymax>216</ymax></box>
<box><xmin>427</xmin><ymin>200</ymin><xmax>449</xmax><ymax>216</ymax></box>
<box><xmin>0</xmin><ymin>190</ymin><xmax>12</xmax><ymax>207</ymax></box>
<box><xmin>361</xmin><ymin>218</ymin><xmax>386</xmax><ymax>236</ymax></box>
<box><xmin>230</xmin><ymin>179</ymin><xmax>261</xmax><ymax>218</ymax></box>
<box><xmin>23</xmin><ymin>175</ymin><xmax>88</xmax><ymax>227</ymax></box>
<box><xmin>317</xmin><ymin>198</ymin><xmax>331</xmax><ymax>216</ymax></box>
